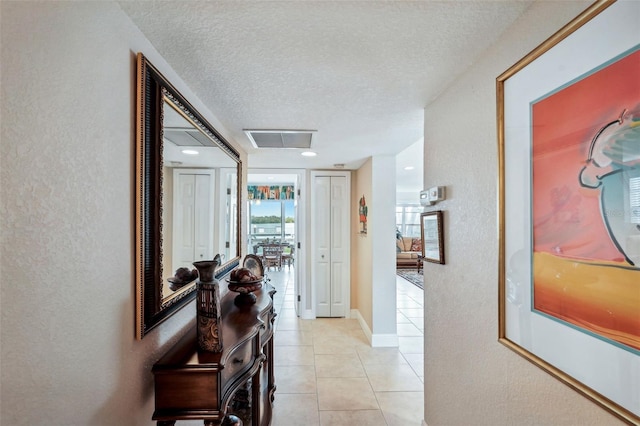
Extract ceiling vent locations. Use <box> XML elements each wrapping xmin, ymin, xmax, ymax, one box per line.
<box><xmin>244</xmin><ymin>130</ymin><xmax>316</xmax><ymax>149</ymax></box>
<box><xmin>164</xmin><ymin>128</ymin><xmax>212</xmax><ymax>147</ymax></box>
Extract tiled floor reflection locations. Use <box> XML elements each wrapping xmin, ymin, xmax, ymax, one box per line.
<box><xmin>269</xmin><ymin>268</ymin><xmax>424</xmax><ymax>426</ymax></box>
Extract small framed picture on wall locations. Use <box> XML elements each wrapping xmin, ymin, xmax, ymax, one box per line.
<box><xmin>420</xmin><ymin>210</ymin><xmax>444</xmax><ymax>264</ymax></box>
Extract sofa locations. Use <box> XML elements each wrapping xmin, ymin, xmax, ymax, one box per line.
<box><xmin>396</xmin><ymin>236</ymin><xmax>422</xmax><ymax>269</ymax></box>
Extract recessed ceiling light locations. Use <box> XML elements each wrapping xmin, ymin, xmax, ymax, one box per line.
<box><xmin>301</xmin><ymin>151</ymin><xmax>317</xmax><ymax>157</ymax></box>
<box><xmin>404</xmin><ymin>166</ymin><xmax>415</xmax><ymax>170</ymax></box>
<box><xmin>181</xmin><ymin>149</ymin><xmax>199</xmax><ymax>155</ymax></box>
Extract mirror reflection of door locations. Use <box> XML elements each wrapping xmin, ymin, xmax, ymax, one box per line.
<box><xmin>173</xmin><ymin>169</ymin><xmax>215</xmax><ymax>270</ymax></box>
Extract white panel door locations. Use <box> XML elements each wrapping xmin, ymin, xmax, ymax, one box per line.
<box><xmin>175</xmin><ymin>174</ymin><xmax>196</xmax><ymax>267</ymax></box>
<box><xmin>329</xmin><ymin>176</ymin><xmax>348</xmax><ymax>317</ymax></box>
<box><xmin>193</xmin><ymin>174</ymin><xmax>212</xmax><ymax>262</ymax></box>
<box><xmin>312</xmin><ymin>173</ymin><xmax>349</xmax><ymax>317</ymax></box>
<box><xmin>173</xmin><ymin>170</ymin><xmax>214</xmax><ymax>271</ymax></box>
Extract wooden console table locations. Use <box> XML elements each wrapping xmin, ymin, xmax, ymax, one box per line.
<box><xmin>152</xmin><ymin>283</ymin><xmax>276</xmax><ymax>425</ymax></box>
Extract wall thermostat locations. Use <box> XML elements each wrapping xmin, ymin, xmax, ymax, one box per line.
<box><xmin>429</xmin><ymin>186</ymin><xmax>446</xmax><ymax>202</ymax></box>
<box><xmin>420</xmin><ymin>186</ymin><xmax>446</xmax><ymax>205</ymax></box>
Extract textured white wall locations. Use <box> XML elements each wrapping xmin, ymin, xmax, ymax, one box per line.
<box><xmin>0</xmin><ymin>2</ymin><xmax>245</xmax><ymax>424</ymax></box>
<box><xmin>370</xmin><ymin>155</ymin><xmax>397</xmax><ymax>340</ymax></box>
<box><xmin>422</xmin><ymin>1</ymin><xmax>625</xmax><ymax>425</ymax></box>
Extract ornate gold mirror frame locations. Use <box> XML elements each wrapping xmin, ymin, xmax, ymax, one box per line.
<box><xmin>135</xmin><ymin>53</ymin><xmax>242</xmax><ymax>339</ymax></box>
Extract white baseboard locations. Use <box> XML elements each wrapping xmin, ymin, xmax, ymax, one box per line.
<box><xmin>351</xmin><ymin>309</ymin><xmax>373</xmax><ymax>344</ymax></box>
<box><xmin>350</xmin><ymin>309</ymin><xmax>399</xmax><ymax>347</ymax></box>
<box><xmin>299</xmin><ymin>309</ymin><xmax>315</xmax><ymax>320</ymax></box>
<box><xmin>298</xmin><ymin>309</ymin><xmax>352</xmax><ymax>320</ymax></box>
<box><xmin>371</xmin><ymin>333</ymin><xmax>399</xmax><ymax>347</ymax></box>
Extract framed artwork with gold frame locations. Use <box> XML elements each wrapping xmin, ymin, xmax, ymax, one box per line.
<box><xmin>497</xmin><ymin>1</ymin><xmax>639</xmax><ymax>423</ymax></box>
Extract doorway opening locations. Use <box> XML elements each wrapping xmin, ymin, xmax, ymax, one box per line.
<box><xmin>247</xmin><ymin>170</ymin><xmax>303</xmax><ymax>315</ymax></box>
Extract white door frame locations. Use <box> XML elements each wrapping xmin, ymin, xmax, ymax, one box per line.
<box><xmin>247</xmin><ymin>168</ymin><xmax>306</xmax><ymax>316</ymax></box>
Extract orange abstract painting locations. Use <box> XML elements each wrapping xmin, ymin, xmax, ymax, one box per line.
<box><xmin>531</xmin><ymin>47</ymin><xmax>640</xmax><ymax>352</ymax></box>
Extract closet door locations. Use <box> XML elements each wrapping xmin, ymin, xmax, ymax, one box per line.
<box><xmin>193</xmin><ymin>174</ymin><xmax>213</xmax><ymax>262</ymax></box>
<box><xmin>173</xmin><ymin>170</ymin><xmax>214</xmax><ymax>271</ymax></box>
<box><xmin>312</xmin><ymin>173</ymin><xmax>350</xmax><ymax>317</ymax></box>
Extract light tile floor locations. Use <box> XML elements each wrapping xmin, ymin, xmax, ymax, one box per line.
<box><xmin>269</xmin><ymin>268</ymin><xmax>424</xmax><ymax>426</ymax></box>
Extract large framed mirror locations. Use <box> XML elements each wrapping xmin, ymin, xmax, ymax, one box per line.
<box><xmin>135</xmin><ymin>53</ymin><xmax>242</xmax><ymax>339</ymax></box>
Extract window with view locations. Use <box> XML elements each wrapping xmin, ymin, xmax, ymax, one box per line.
<box><xmin>248</xmin><ymin>200</ymin><xmax>295</xmax><ymax>254</ymax></box>
<box><xmin>396</xmin><ymin>205</ymin><xmax>423</xmax><ymax>238</ymax></box>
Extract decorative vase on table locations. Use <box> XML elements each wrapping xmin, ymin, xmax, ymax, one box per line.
<box><xmin>193</xmin><ymin>257</ymin><xmax>223</xmax><ymax>353</ymax></box>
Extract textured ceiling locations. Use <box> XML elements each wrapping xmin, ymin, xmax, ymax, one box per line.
<box><xmin>119</xmin><ymin>0</ymin><xmax>532</xmax><ymax>178</ymax></box>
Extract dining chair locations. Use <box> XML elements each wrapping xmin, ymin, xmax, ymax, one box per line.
<box><xmin>262</xmin><ymin>244</ymin><xmax>283</xmax><ymax>271</ymax></box>
<box><xmin>281</xmin><ymin>245</ymin><xmax>294</xmax><ymax>269</ymax></box>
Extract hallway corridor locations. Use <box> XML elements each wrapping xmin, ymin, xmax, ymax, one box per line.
<box><xmin>269</xmin><ymin>268</ymin><xmax>424</xmax><ymax>426</ymax></box>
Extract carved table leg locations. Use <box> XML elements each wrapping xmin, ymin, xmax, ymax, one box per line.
<box><xmin>229</xmin><ymin>381</ymin><xmax>252</xmax><ymax>425</ymax></box>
